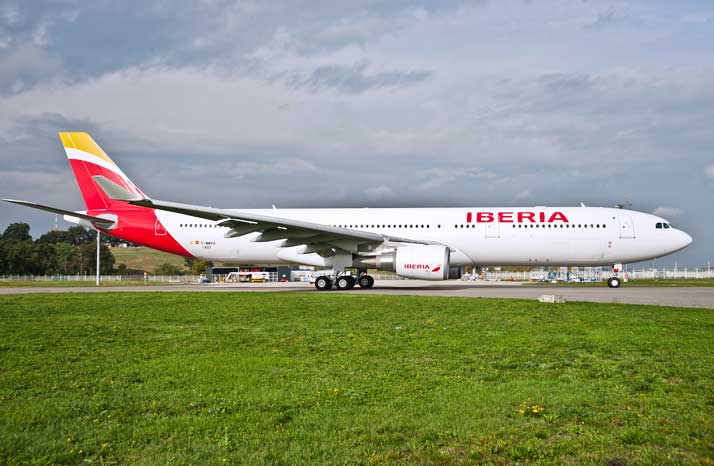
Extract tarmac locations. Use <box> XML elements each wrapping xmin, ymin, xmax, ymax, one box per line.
<box><xmin>1</xmin><ymin>280</ymin><xmax>713</xmax><ymax>309</ymax></box>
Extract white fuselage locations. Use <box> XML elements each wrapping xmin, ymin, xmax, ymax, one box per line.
<box><xmin>155</xmin><ymin>206</ymin><xmax>691</xmax><ymax>268</ymax></box>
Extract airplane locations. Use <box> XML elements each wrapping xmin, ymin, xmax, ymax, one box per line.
<box><xmin>3</xmin><ymin>132</ymin><xmax>692</xmax><ymax>290</ymax></box>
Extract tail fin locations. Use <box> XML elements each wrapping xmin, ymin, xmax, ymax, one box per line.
<box><xmin>59</xmin><ymin>132</ymin><xmax>146</xmax><ymax>211</ymax></box>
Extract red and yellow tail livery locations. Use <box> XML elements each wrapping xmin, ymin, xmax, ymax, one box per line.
<box><xmin>60</xmin><ymin>132</ymin><xmax>146</xmax><ymax>211</ymax></box>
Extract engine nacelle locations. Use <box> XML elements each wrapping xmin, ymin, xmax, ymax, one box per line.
<box><xmin>356</xmin><ymin>245</ymin><xmax>450</xmax><ymax>280</ymax></box>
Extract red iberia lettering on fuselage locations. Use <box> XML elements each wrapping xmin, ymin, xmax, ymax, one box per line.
<box><xmin>404</xmin><ymin>264</ymin><xmax>442</xmax><ymax>273</ymax></box>
<box><xmin>468</xmin><ymin>211</ymin><xmax>569</xmax><ymax>223</ymax></box>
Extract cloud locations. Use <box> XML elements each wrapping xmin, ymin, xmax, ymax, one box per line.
<box><xmin>705</xmin><ymin>164</ymin><xmax>714</xmax><ymax>180</ymax></box>
<box><xmin>365</xmin><ymin>185</ymin><xmax>394</xmax><ymax>202</ymax></box>
<box><xmin>415</xmin><ymin>167</ymin><xmax>498</xmax><ymax>192</ymax></box>
<box><xmin>652</xmin><ymin>207</ymin><xmax>683</xmax><ymax>218</ymax></box>
<box><xmin>289</xmin><ymin>62</ymin><xmax>432</xmax><ymax>94</ymax></box>
<box><xmin>0</xmin><ymin>0</ymin><xmax>462</xmax><ymax>93</ymax></box>
<box><xmin>0</xmin><ymin>44</ymin><xmax>61</xmax><ymax>93</ymax></box>
<box><xmin>512</xmin><ymin>190</ymin><xmax>532</xmax><ymax>202</ymax></box>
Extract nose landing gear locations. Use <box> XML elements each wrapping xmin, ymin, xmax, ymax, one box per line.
<box><xmin>607</xmin><ymin>263</ymin><xmax>625</xmax><ymax>288</ymax></box>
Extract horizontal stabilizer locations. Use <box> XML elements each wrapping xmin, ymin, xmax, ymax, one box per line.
<box><xmin>2</xmin><ymin>199</ymin><xmax>117</xmax><ymax>229</ymax></box>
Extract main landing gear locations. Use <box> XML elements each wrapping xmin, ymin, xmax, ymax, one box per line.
<box><xmin>314</xmin><ymin>272</ymin><xmax>374</xmax><ymax>291</ymax></box>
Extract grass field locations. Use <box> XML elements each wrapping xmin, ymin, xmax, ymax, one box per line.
<box><xmin>110</xmin><ymin>246</ymin><xmax>189</xmax><ymax>273</ymax></box>
<box><xmin>1</xmin><ymin>294</ymin><xmax>712</xmax><ymax>465</ymax></box>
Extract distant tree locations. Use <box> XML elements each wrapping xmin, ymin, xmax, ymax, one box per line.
<box><xmin>155</xmin><ymin>263</ymin><xmax>184</xmax><ymax>276</ymax></box>
<box><xmin>54</xmin><ymin>243</ymin><xmax>79</xmax><ymax>274</ymax></box>
<box><xmin>77</xmin><ymin>242</ymin><xmax>115</xmax><ymax>275</ymax></box>
<box><xmin>37</xmin><ymin>230</ymin><xmax>73</xmax><ymax>244</ymax></box>
<box><xmin>185</xmin><ymin>257</ymin><xmax>213</xmax><ymax>274</ymax></box>
<box><xmin>1</xmin><ymin>240</ymin><xmax>36</xmax><ymax>274</ymax></box>
<box><xmin>189</xmin><ymin>259</ymin><xmax>213</xmax><ymax>275</ymax></box>
<box><xmin>68</xmin><ymin>226</ymin><xmax>97</xmax><ymax>245</ymax></box>
<box><xmin>115</xmin><ymin>263</ymin><xmax>146</xmax><ymax>275</ymax></box>
<box><xmin>2</xmin><ymin>223</ymin><xmax>32</xmax><ymax>242</ymax></box>
<box><xmin>29</xmin><ymin>242</ymin><xmax>58</xmax><ymax>275</ymax></box>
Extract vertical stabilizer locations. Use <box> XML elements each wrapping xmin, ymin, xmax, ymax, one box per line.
<box><xmin>59</xmin><ymin>132</ymin><xmax>146</xmax><ymax>210</ymax></box>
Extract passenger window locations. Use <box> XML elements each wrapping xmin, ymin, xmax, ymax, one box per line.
<box><xmin>656</xmin><ymin>223</ymin><xmax>662</xmax><ymax>229</ymax></box>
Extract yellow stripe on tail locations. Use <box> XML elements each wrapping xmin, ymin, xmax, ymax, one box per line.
<box><xmin>59</xmin><ymin>132</ymin><xmax>117</xmax><ymax>167</ymax></box>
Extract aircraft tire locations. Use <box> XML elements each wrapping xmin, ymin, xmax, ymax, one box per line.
<box><xmin>315</xmin><ymin>276</ymin><xmax>333</xmax><ymax>291</ymax></box>
<box><xmin>335</xmin><ymin>276</ymin><xmax>355</xmax><ymax>290</ymax></box>
<box><xmin>607</xmin><ymin>277</ymin><xmax>621</xmax><ymax>288</ymax></box>
<box><xmin>358</xmin><ymin>275</ymin><xmax>374</xmax><ymax>288</ymax></box>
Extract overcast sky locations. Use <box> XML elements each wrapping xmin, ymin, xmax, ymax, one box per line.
<box><xmin>1</xmin><ymin>0</ymin><xmax>713</xmax><ymax>266</ymax></box>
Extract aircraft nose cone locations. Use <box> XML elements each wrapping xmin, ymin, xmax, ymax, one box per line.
<box><xmin>677</xmin><ymin>231</ymin><xmax>693</xmax><ymax>250</ymax></box>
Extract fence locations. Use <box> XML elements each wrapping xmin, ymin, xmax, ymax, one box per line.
<box><xmin>0</xmin><ymin>274</ymin><xmax>203</xmax><ymax>283</ymax></box>
<box><xmin>478</xmin><ymin>267</ymin><xmax>714</xmax><ymax>282</ymax></box>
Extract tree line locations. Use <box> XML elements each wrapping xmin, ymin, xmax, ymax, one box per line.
<box><xmin>0</xmin><ymin>222</ymin><xmax>212</xmax><ymax>276</ymax></box>
<box><xmin>0</xmin><ymin>223</ymin><xmax>116</xmax><ymax>275</ymax></box>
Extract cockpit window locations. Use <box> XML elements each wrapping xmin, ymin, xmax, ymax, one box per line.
<box><xmin>656</xmin><ymin>222</ymin><xmax>662</xmax><ymax>229</ymax></box>
<box><xmin>664</xmin><ymin>223</ymin><xmax>671</xmax><ymax>229</ymax></box>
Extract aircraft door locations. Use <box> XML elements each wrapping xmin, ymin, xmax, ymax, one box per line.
<box><xmin>485</xmin><ymin>222</ymin><xmax>500</xmax><ymax>238</ymax></box>
<box><xmin>618</xmin><ymin>215</ymin><xmax>635</xmax><ymax>239</ymax></box>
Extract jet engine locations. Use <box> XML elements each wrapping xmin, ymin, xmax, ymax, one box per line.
<box><xmin>355</xmin><ymin>245</ymin><xmax>450</xmax><ymax>280</ymax></box>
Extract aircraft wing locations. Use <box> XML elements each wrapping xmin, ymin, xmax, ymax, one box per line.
<box><xmin>129</xmin><ymin>198</ymin><xmax>437</xmax><ymax>255</ymax></box>
<box><xmin>90</xmin><ymin>175</ymin><xmax>442</xmax><ymax>255</ymax></box>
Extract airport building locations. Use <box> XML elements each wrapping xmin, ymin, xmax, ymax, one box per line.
<box><xmin>207</xmin><ymin>266</ymin><xmax>307</xmax><ymax>283</ymax></box>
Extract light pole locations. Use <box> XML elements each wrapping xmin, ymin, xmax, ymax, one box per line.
<box><xmin>96</xmin><ymin>230</ymin><xmax>101</xmax><ymax>287</ymax></box>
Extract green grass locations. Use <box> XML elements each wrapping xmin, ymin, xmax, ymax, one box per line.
<box><xmin>529</xmin><ymin>279</ymin><xmax>714</xmax><ymax>287</ymax></box>
<box><xmin>1</xmin><ymin>293</ymin><xmax>713</xmax><ymax>465</ymax></box>
<box><xmin>111</xmin><ymin>246</ymin><xmax>189</xmax><ymax>273</ymax></box>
